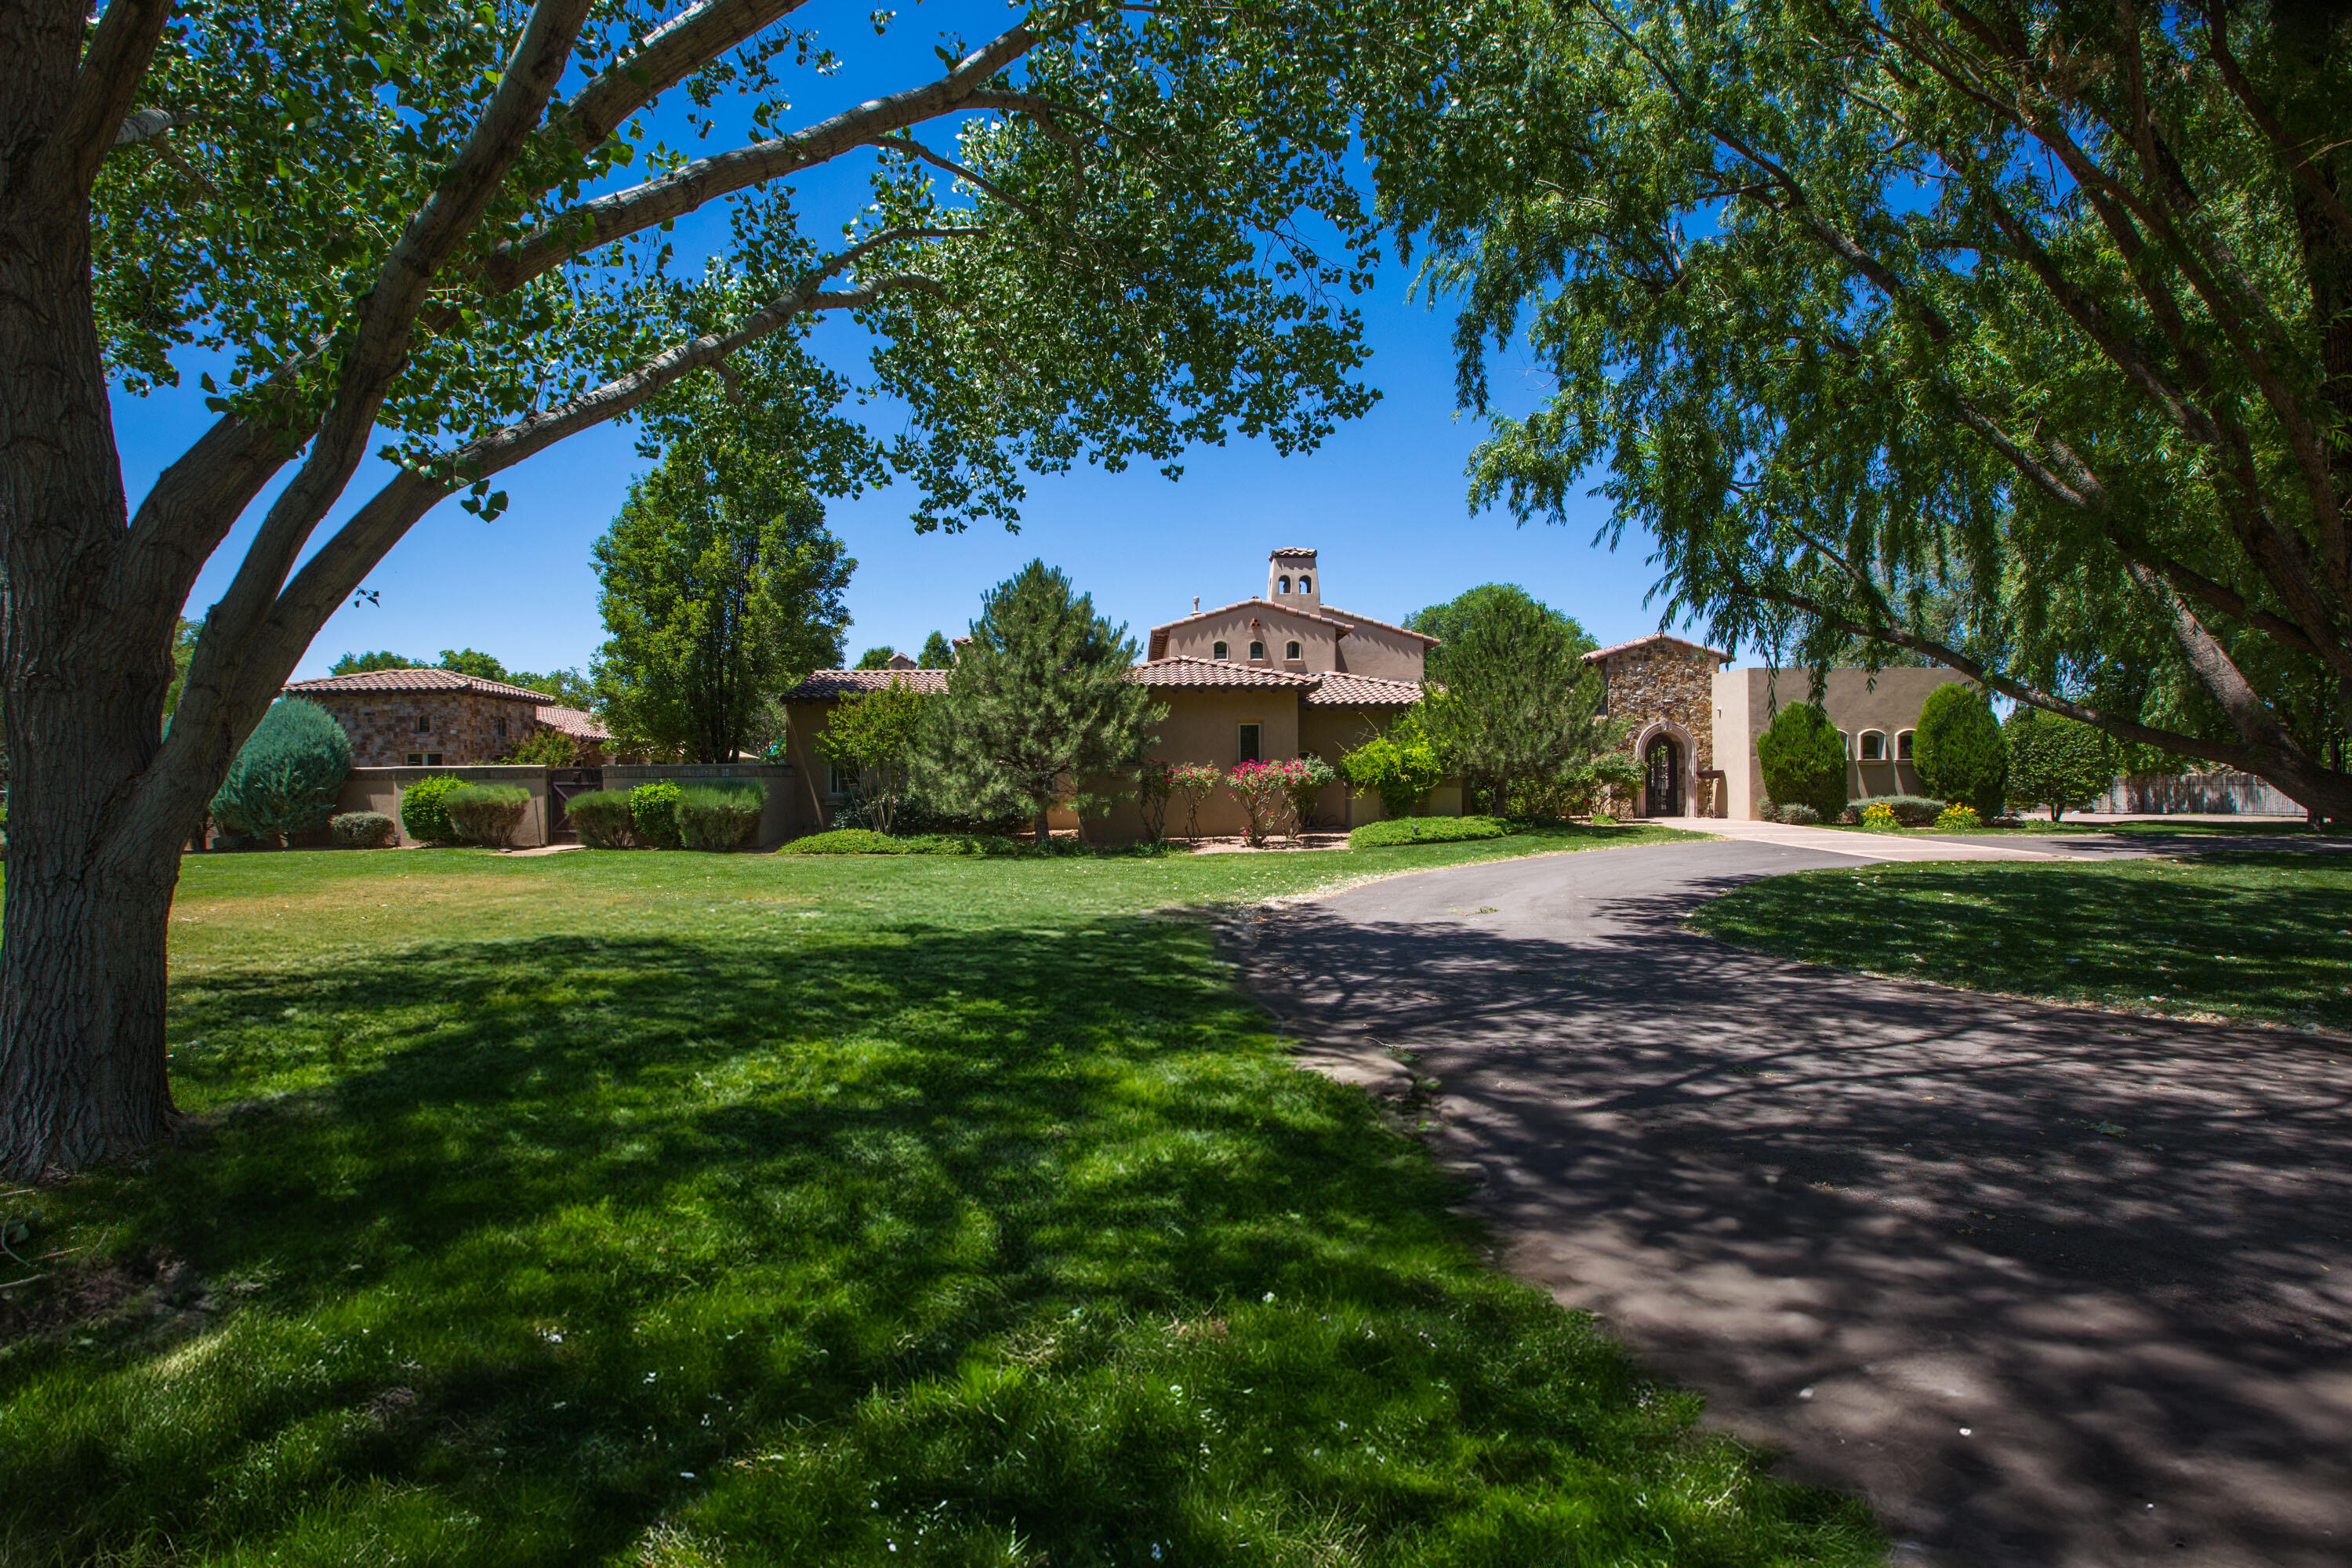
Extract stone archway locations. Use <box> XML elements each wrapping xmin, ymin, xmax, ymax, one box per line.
<box><xmin>1631</xmin><ymin>718</ymin><xmax>1700</xmax><ymax>818</ymax></box>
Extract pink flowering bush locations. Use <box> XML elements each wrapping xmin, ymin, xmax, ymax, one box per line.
<box><xmin>1226</xmin><ymin>760</ymin><xmax>1294</xmax><ymax>846</ymax></box>
<box><xmin>1166</xmin><ymin>760</ymin><xmax>1224</xmax><ymax>843</ymax></box>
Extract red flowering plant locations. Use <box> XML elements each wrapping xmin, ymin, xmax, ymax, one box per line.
<box><xmin>1225</xmin><ymin>759</ymin><xmax>1296</xmax><ymax>847</ymax></box>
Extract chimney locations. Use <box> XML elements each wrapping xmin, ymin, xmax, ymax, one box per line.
<box><xmin>1267</xmin><ymin>547</ymin><xmax>1319</xmax><ymax>610</ymax></box>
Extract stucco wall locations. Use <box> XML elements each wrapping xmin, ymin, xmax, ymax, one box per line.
<box><xmin>1714</xmin><ymin>666</ymin><xmax>1973</xmax><ymax>818</ymax></box>
<box><xmin>1321</xmin><ymin>615</ymin><xmax>1428</xmax><ymax>681</ymax></box>
<box><xmin>332</xmin><ymin>765</ymin><xmax>554</xmax><ymax>847</ymax></box>
<box><xmin>305</xmin><ymin>691</ymin><xmax>543</xmax><ymax>767</ymax></box>
<box><xmin>1159</xmin><ymin>604</ymin><xmax>1342</xmax><ymax>671</ymax></box>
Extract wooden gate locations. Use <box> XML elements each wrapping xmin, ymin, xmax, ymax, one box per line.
<box><xmin>546</xmin><ymin>768</ymin><xmax>604</xmax><ymax>843</ymax></box>
<box><xmin>1643</xmin><ymin>736</ymin><xmax>1682</xmax><ymax>817</ymax></box>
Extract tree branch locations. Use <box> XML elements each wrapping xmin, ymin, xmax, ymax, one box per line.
<box><xmin>48</xmin><ymin>0</ymin><xmax>174</xmax><ymax>193</ymax></box>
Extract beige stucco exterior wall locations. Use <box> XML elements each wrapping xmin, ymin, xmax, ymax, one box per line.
<box><xmin>1319</xmin><ymin>615</ymin><xmax>1428</xmax><ymax>681</ymax></box>
<box><xmin>1714</xmin><ymin>666</ymin><xmax>1974</xmax><ymax>818</ymax></box>
<box><xmin>1300</xmin><ymin>705</ymin><xmax>1394</xmax><ymax>826</ymax></box>
<box><xmin>331</xmin><ymin>765</ymin><xmax>554</xmax><ymax>847</ymax></box>
<box><xmin>303</xmin><ymin>691</ymin><xmax>543</xmax><ymax>767</ymax></box>
<box><xmin>1158</xmin><ymin>604</ymin><xmax>1343</xmax><ymax>671</ymax></box>
<box><xmin>1599</xmin><ymin>644</ymin><xmax>1724</xmax><ymax>817</ymax></box>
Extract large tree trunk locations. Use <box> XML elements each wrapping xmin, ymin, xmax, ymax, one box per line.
<box><xmin>2</xmin><ymin>34</ymin><xmax>194</xmax><ymax>1178</ymax></box>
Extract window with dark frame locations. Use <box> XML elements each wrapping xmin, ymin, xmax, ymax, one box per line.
<box><xmin>414</xmin><ymin>713</ymin><xmax>432</xmax><ymax>733</ymax></box>
<box><xmin>1285</xmin><ymin>640</ymin><xmax>1301</xmax><ymax>659</ymax></box>
<box><xmin>1860</xmin><ymin>731</ymin><xmax>1887</xmax><ymax>761</ymax></box>
<box><xmin>1896</xmin><ymin>729</ymin><xmax>1915</xmax><ymax>761</ymax></box>
<box><xmin>1248</xmin><ymin>640</ymin><xmax>1265</xmax><ymax>660</ymax></box>
<box><xmin>1238</xmin><ymin>724</ymin><xmax>1262</xmax><ymax>763</ymax></box>
<box><xmin>1213</xmin><ymin>640</ymin><xmax>1229</xmax><ymax>659</ymax></box>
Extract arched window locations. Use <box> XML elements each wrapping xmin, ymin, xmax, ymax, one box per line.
<box><xmin>1278</xmin><ymin>575</ymin><xmax>1291</xmax><ymax>593</ymax></box>
<box><xmin>1896</xmin><ymin>728</ymin><xmax>1916</xmax><ymax>761</ymax></box>
<box><xmin>1858</xmin><ymin>729</ymin><xmax>1888</xmax><ymax>762</ymax></box>
<box><xmin>1839</xmin><ymin>730</ymin><xmax>1853</xmax><ymax>759</ymax></box>
<box><xmin>1285</xmin><ymin>640</ymin><xmax>1301</xmax><ymax>659</ymax></box>
<box><xmin>1298</xmin><ymin>575</ymin><xmax>1312</xmax><ymax>593</ymax></box>
<box><xmin>1213</xmin><ymin>640</ymin><xmax>1229</xmax><ymax>659</ymax></box>
<box><xmin>1249</xmin><ymin>640</ymin><xmax>1266</xmax><ymax>660</ymax></box>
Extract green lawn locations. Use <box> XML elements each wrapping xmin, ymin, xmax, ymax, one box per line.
<box><xmin>1689</xmin><ymin>851</ymin><xmax>2352</xmax><ymax>1031</ymax></box>
<box><xmin>1</xmin><ymin>826</ymin><xmax>1882</xmax><ymax>1566</ymax></box>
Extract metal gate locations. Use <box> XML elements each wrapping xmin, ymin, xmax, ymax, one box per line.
<box><xmin>546</xmin><ymin>768</ymin><xmax>604</xmax><ymax>843</ymax></box>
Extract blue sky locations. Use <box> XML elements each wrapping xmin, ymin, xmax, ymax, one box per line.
<box><xmin>113</xmin><ymin>2</ymin><xmax>1697</xmax><ymax>683</ymax></box>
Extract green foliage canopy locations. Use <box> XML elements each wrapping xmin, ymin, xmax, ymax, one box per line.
<box><xmin>1914</xmin><ymin>686</ymin><xmax>2008</xmax><ymax>818</ymax></box>
<box><xmin>919</xmin><ymin>632</ymin><xmax>956</xmax><ymax>670</ymax></box>
<box><xmin>817</xmin><ymin>677</ymin><xmax>931</xmax><ymax>837</ymax></box>
<box><xmin>1338</xmin><ymin>711</ymin><xmax>1447</xmax><ymax>820</ymax></box>
<box><xmin>593</xmin><ymin>438</ymin><xmax>851</xmax><ymax>764</ymax></box>
<box><xmin>209</xmin><ymin>698</ymin><xmax>351</xmax><ymax>843</ymax></box>
<box><xmin>914</xmin><ymin>561</ymin><xmax>1162</xmax><ymax>843</ymax></box>
<box><xmin>1373</xmin><ymin>0</ymin><xmax>2352</xmax><ymax>818</ymax></box>
<box><xmin>2005</xmin><ymin>709</ymin><xmax>2118</xmax><ymax>821</ymax></box>
<box><xmin>1755</xmin><ymin>702</ymin><xmax>1849</xmax><ymax>822</ymax></box>
<box><xmin>854</xmin><ymin>648</ymin><xmax>900</xmax><ymax>671</ymax></box>
<box><xmin>1409</xmin><ymin>585</ymin><xmax>1612</xmax><ymax>813</ymax></box>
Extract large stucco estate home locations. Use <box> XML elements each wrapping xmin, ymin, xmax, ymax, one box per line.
<box><xmin>782</xmin><ymin>547</ymin><xmax>1971</xmax><ymax>837</ymax></box>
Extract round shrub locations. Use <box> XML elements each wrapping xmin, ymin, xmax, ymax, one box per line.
<box><xmin>677</xmin><ymin>782</ymin><xmax>764</xmax><ymax>851</ymax></box>
<box><xmin>329</xmin><ymin>811</ymin><xmax>396</xmax><ymax>848</ymax></box>
<box><xmin>1755</xmin><ymin>702</ymin><xmax>1848</xmax><ymax>822</ymax></box>
<box><xmin>1914</xmin><ymin>684</ymin><xmax>2006</xmax><ymax>816</ymax></box>
<box><xmin>210</xmin><ymin>698</ymin><xmax>352</xmax><ymax>844</ymax></box>
<box><xmin>398</xmin><ymin>775</ymin><xmax>464</xmax><ymax>844</ymax></box>
<box><xmin>630</xmin><ymin>781</ymin><xmax>684</xmax><ymax>849</ymax></box>
<box><xmin>563</xmin><ymin>789</ymin><xmax>639</xmax><ymax>848</ymax></box>
<box><xmin>2005</xmin><ymin>708</ymin><xmax>2117</xmax><ymax>821</ymax></box>
<box><xmin>1777</xmin><ymin>802</ymin><xmax>1821</xmax><ymax>826</ymax></box>
<box><xmin>776</xmin><ymin>828</ymin><xmax>908</xmax><ymax>855</ymax></box>
<box><xmin>1347</xmin><ymin>815</ymin><xmax>1511</xmax><ymax>848</ymax></box>
<box><xmin>445</xmin><ymin>784</ymin><xmax>530</xmax><ymax>847</ymax></box>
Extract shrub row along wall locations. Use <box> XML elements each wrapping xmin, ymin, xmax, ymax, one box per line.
<box><xmin>336</xmin><ymin>764</ymin><xmax>794</xmax><ymax>848</ymax></box>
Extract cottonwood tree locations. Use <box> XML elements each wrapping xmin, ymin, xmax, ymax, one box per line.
<box><xmin>1375</xmin><ymin>0</ymin><xmax>2352</xmax><ymax>818</ymax></box>
<box><xmin>590</xmin><ymin>439</ymin><xmax>851</xmax><ymax>762</ymax></box>
<box><xmin>0</xmin><ymin>0</ymin><xmax>1384</xmax><ymax>1174</ymax></box>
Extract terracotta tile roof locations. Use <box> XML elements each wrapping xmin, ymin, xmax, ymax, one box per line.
<box><xmin>534</xmin><ymin>704</ymin><xmax>608</xmax><ymax>739</ymax></box>
<box><xmin>1314</xmin><ymin>604</ymin><xmax>1440</xmax><ymax>645</ymax></box>
<box><xmin>1145</xmin><ymin>597</ymin><xmax>1352</xmax><ymax>659</ymax></box>
<box><xmin>1127</xmin><ymin>656</ymin><xmax>1317</xmax><ymax>688</ymax></box>
<box><xmin>285</xmin><ymin>667</ymin><xmax>562</xmax><ymax>703</ymax></box>
<box><xmin>1581</xmin><ymin>633</ymin><xmax>1732</xmax><ymax>665</ymax></box>
<box><xmin>1269</xmin><ymin>546</ymin><xmax>1319</xmax><ymax>558</ymax></box>
<box><xmin>1303</xmin><ymin>671</ymin><xmax>1424</xmax><ymax>706</ymax></box>
<box><xmin>781</xmin><ymin>668</ymin><xmax>953</xmax><ymax>700</ymax></box>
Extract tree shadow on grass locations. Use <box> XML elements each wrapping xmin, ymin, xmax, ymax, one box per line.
<box><xmin>2</xmin><ymin>917</ymin><xmax>1877</xmax><ymax>1566</ymax></box>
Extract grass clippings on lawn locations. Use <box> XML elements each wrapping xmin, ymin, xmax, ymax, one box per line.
<box><xmin>1689</xmin><ymin>851</ymin><xmax>2352</xmax><ymax>1033</ymax></box>
<box><xmin>0</xmin><ymin>825</ymin><xmax>1882</xmax><ymax>1566</ymax></box>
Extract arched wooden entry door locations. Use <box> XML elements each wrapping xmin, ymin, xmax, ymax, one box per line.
<box><xmin>1643</xmin><ymin>734</ymin><xmax>1682</xmax><ymax>817</ymax></box>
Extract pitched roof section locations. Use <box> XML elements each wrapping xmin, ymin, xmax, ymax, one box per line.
<box><xmin>781</xmin><ymin>668</ymin><xmax>953</xmax><ymax>701</ymax></box>
<box><xmin>1581</xmin><ymin>633</ymin><xmax>1732</xmax><ymax>665</ymax></box>
<box><xmin>1269</xmin><ymin>546</ymin><xmax>1319</xmax><ymax>558</ymax></box>
<box><xmin>534</xmin><ymin>704</ymin><xmax>609</xmax><ymax>739</ymax></box>
<box><xmin>1303</xmin><ymin>671</ymin><xmax>1424</xmax><ymax>706</ymax></box>
<box><xmin>285</xmin><ymin>667</ymin><xmax>564</xmax><ymax>704</ymax></box>
<box><xmin>1145</xmin><ymin>597</ymin><xmax>1353</xmax><ymax>659</ymax></box>
<box><xmin>1127</xmin><ymin>656</ymin><xmax>1316</xmax><ymax>688</ymax></box>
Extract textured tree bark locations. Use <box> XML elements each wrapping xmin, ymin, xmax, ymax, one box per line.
<box><xmin>1</xmin><ymin>15</ymin><xmax>194</xmax><ymax>1178</ymax></box>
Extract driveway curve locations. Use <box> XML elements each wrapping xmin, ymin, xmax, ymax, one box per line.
<box><xmin>1236</xmin><ymin>835</ymin><xmax>2352</xmax><ymax>1568</ymax></box>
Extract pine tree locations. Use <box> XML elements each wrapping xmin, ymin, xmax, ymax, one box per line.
<box><xmin>1756</xmin><ymin>702</ymin><xmax>1848</xmax><ymax>821</ymax></box>
<box><xmin>915</xmin><ymin>562</ymin><xmax>1162</xmax><ymax>844</ymax></box>
<box><xmin>1410</xmin><ymin>584</ymin><xmax>1609</xmax><ymax>814</ymax></box>
<box><xmin>919</xmin><ymin>631</ymin><xmax>956</xmax><ymax>669</ymax></box>
<box><xmin>209</xmin><ymin>699</ymin><xmax>353</xmax><ymax>844</ymax></box>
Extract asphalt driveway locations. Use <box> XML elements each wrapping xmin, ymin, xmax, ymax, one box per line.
<box><xmin>1236</xmin><ymin>834</ymin><xmax>2352</xmax><ymax>1568</ymax></box>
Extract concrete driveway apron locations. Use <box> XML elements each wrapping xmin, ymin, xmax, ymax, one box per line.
<box><xmin>1236</xmin><ymin>832</ymin><xmax>2352</xmax><ymax>1568</ymax></box>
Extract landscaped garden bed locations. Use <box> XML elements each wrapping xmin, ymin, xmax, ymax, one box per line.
<box><xmin>0</xmin><ymin>826</ymin><xmax>1875</xmax><ymax>1566</ymax></box>
<box><xmin>1688</xmin><ymin>851</ymin><xmax>2352</xmax><ymax>1031</ymax></box>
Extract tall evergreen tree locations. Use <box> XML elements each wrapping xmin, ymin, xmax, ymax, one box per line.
<box><xmin>916</xmin><ymin>562</ymin><xmax>1161</xmax><ymax>844</ymax></box>
<box><xmin>919</xmin><ymin>631</ymin><xmax>956</xmax><ymax>669</ymax></box>
<box><xmin>1410</xmin><ymin>585</ymin><xmax>1610</xmax><ymax>812</ymax></box>
<box><xmin>592</xmin><ymin>444</ymin><xmax>851</xmax><ymax>763</ymax></box>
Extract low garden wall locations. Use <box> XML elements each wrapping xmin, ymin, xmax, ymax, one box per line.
<box><xmin>2092</xmin><ymin>769</ymin><xmax>2303</xmax><ymax>817</ymax></box>
<box><xmin>601</xmin><ymin>763</ymin><xmax>796</xmax><ymax>849</ymax></box>
<box><xmin>338</xmin><ymin>766</ymin><xmax>557</xmax><ymax>848</ymax></box>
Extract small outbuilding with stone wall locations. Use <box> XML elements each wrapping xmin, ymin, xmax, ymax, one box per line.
<box><xmin>284</xmin><ymin>667</ymin><xmax>608</xmax><ymax>766</ymax></box>
<box><xmin>1585</xmin><ymin>633</ymin><xmax>1731</xmax><ymax>818</ymax></box>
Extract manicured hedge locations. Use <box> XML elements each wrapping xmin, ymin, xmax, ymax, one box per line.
<box><xmin>776</xmin><ymin>829</ymin><xmax>1022</xmax><ymax>856</ymax></box>
<box><xmin>445</xmin><ymin>784</ymin><xmax>530</xmax><ymax>847</ymax></box>
<box><xmin>677</xmin><ymin>783</ymin><xmax>764</xmax><ymax>851</ymax></box>
<box><xmin>329</xmin><ymin>811</ymin><xmax>396</xmax><ymax>849</ymax></box>
<box><xmin>563</xmin><ymin>789</ymin><xmax>639</xmax><ymax>848</ymax></box>
<box><xmin>1866</xmin><ymin>793</ymin><xmax>1946</xmax><ymax>827</ymax></box>
<box><xmin>1348</xmin><ymin>815</ymin><xmax>1511</xmax><ymax>848</ymax></box>
<box><xmin>630</xmin><ymin>781</ymin><xmax>684</xmax><ymax>849</ymax></box>
<box><xmin>398</xmin><ymin>775</ymin><xmax>465</xmax><ymax>844</ymax></box>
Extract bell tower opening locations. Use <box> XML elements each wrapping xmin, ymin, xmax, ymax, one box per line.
<box><xmin>1268</xmin><ymin>547</ymin><xmax>1319</xmax><ymax>610</ymax></box>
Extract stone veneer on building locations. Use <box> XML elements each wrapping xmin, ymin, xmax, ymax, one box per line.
<box><xmin>282</xmin><ymin>668</ymin><xmax>604</xmax><ymax>766</ymax></box>
<box><xmin>1584</xmin><ymin>634</ymin><xmax>1732</xmax><ymax>816</ymax></box>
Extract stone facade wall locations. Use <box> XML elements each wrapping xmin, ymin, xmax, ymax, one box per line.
<box><xmin>304</xmin><ymin>691</ymin><xmax>543</xmax><ymax>767</ymax></box>
<box><xmin>1599</xmin><ymin>643</ymin><xmax>1720</xmax><ymax>815</ymax></box>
